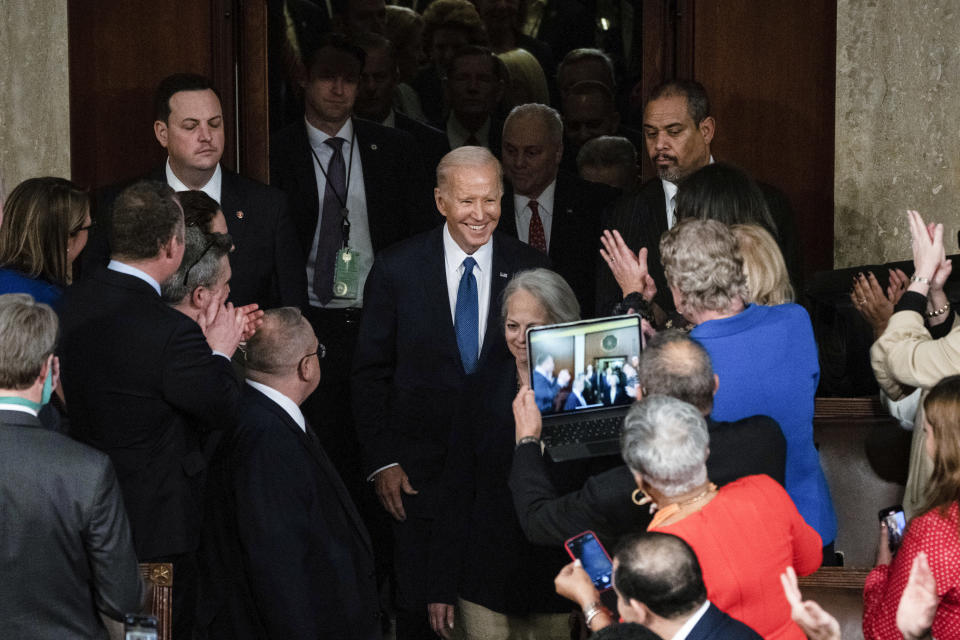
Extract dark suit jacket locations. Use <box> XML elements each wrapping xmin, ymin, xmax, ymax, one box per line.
<box><xmin>392</xmin><ymin>111</ymin><xmax>450</xmax><ymax>176</ymax></box>
<box><xmin>501</xmin><ymin>172</ymin><xmax>620</xmax><ymax>316</ymax></box>
<box><xmin>269</xmin><ymin>117</ymin><xmax>438</xmax><ymax>267</ymax></box>
<box><xmin>427</xmin><ymin>354</ymin><xmax>573</xmax><ymax>614</ymax></box>
<box><xmin>0</xmin><ymin>410</ymin><xmax>142</xmax><ymax>639</ymax></box>
<box><xmin>597</xmin><ymin>177</ymin><xmax>800</xmax><ymax>315</ymax></box>
<box><xmin>60</xmin><ymin>268</ymin><xmax>240</xmax><ymax>559</ymax></box>
<box><xmin>508</xmin><ymin>414</ymin><xmax>787</xmax><ymax>549</ymax></box>
<box><xmin>83</xmin><ymin>166</ymin><xmax>306</xmax><ymax>310</ymax></box>
<box><xmin>689</xmin><ymin>602</ymin><xmax>764</xmax><ymax>640</ymax></box>
<box><xmin>351</xmin><ymin>226</ymin><xmax>550</xmax><ymax>517</ymax></box>
<box><xmin>198</xmin><ymin>385</ymin><xmax>379</xmax><ymax>640</ymax></box>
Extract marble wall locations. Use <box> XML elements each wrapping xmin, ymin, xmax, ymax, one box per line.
<box><xmin>0</xmin><ymin>1</ymin><xmax>71</xmax><ymax>202</ymax></box>
<box><xmin>835</xmin><ymin>0</ymin><xmax>960</xmax><ymax>267</ymax></box>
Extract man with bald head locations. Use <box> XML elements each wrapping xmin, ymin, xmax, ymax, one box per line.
<box><xmin>200</xmin><ymin>307</ymin><xmax>380</xmax><ymax>639</ymax></box>
<box><xmin>353</xmin><ymin>146</ymin><xmax>548</xmax><ymax>638</ymax></box>
<box><xmin>500</xmin><ymin>103</ymin><xmax>619</xmax><ymax>316</ymax></box>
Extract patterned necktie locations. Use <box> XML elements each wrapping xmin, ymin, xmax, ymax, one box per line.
<box><xmin>528</xmin><ymin>200</ymin><xmax>547</xmax><ymax>253</ymax></box>
<box><xmin>454</xmin><ymin>257</ymin><xmax>479</xmax><ymax>374</ymax></box>
<box><xmin>313</xmin><ymin>136</ymin><xmax>346</xmax><ymax>303</ymax></box>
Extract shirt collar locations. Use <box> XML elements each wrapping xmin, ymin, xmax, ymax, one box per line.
<box><xmin>245</xmin><ymin>379</ymin><xmax>307</xmax><ymax>432</ymax></box>
<box><xmin>107</xmin><ymin>260</ymin><xmax>161</xmax><ymax>295</ymax></box>
<box><xmin>382</xmin><ymin>110</ymin><xmax>396</xmax><ymax>128</ymax></box>
<box><xmin>447</xmin><ymin>114</ymin><xmax>491</xmax><ymax>147</ymax></box>
<box><xmin>516</xmin><ymin>178</ymin><xmax>557</xmax><ymax>213</ymax></box>
<box><xmin>662</xmin><ymin>155</ymin><xmax>715</xmax><ymax>201</ymax></box>
<box><xmin>165</xmin><ymin>158</ymin><xmax>222</xmax><ymax>205</ymax></box>
<box><xmin>305</xmin><ymin>117</ymin><xmax>354</xmax><ymax>150</ymax></box>
<box><xmin>0</xmin><ymin>402</ymin><xmax>38</xmax><ymax>417</ymax></box>
<box><xmin>671</xmin><ymin>600</ymin><xmax>711</xmax><ymax>640</ymax></box>
<box><xmin>442</xmin><ymin>223</ymin><xmax>494</xmax><ymax>273</ymax></box>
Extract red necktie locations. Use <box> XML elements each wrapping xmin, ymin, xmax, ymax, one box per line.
<box><xmin>528</xmin><ymin>200</ymin><xmax>546</xmax><ymax>253</ymax></box>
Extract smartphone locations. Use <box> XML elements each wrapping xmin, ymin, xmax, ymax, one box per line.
<box><xmin>878</xmin><ymin>504</ymin><xmax>907</xmax><ymax>554</ymax></box>
<box><xmin>124</xmin><ymin>614</ymin><xmax>158</xmax><ymax>640</ymax></box>
<box><xmin>565</xmin><ymin>530</ymin><xmax>614</xmax><ymax>591</ymax></box>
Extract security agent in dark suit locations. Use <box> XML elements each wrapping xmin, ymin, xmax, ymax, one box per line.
<box><xmin>269</xmin><ymin>34</ymin><xmax>437</xmax><ymax>488</ymax></box>
<box><xmin>199</xmin><ymin>307</ymin><xmax>380</xmax><ymax>640</ymax></box>
<box><xmin>597</xmin><ymin>80</ymin><xmax>800</xmax><ymax>315</ymax></box>
<box><xmin>352</xmin><ymin>146</ymin><xmax>549</xmax><ymax>639</ymax></box>
<box><xmin>0</xmin><ymin>294</ymin><xmax>143</xmax><ymax>640</ymax></box>
<box><xmin>353</xmin><ymin>31</ymin><xmax>450</xmax><ymax>175</ymax></box>
<box><xmin>438</xmin><ymin>46</ymin><xmax>506</xmax><ymax>155</ymax></box>
<box><xmin>509</xmin><ymin>330</ymin><xmax>786</xmax><ymax>550</ymax></box>
<box><xmin>555</xmin><ymin>532</ymin><xmax>762</xmax><ymax>639</ymax></box>
<box><xmin>60</xmin><ymin>181</ymin><xmax>246</xmax><ymax>638</ymax></box>
<box><xmin>84</xmin><ymin>73</ymin><xmax>306</xmax><ymax>310</ymax></box>
<box><xmin>500</xmin><ymin>103</ymin><xmax>620</xmax><ymax>316</ymax></box>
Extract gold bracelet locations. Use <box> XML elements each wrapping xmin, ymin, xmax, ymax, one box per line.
<box><xmin>926</xmin><ymin>302</ymin><xmax>950</xmax><ymax>318</ymax></box>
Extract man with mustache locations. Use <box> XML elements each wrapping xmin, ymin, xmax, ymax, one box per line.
<box><xmin>596</xmin><ymin>80</ymin><xmax>799</xmax><ymax>315</ymax></box>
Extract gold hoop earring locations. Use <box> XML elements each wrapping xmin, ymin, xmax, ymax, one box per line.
<box><xmin>632</xmin><ymin>489</ymin><xmax>652</xmax><ymax>506</ymax></box>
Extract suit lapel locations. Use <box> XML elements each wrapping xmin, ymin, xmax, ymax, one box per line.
<box><xmin>218</xmin><ymin>171</ymin><xmax>250</xmax><ymax>248</ymax></box>
<box><xmin>354</xmin><ymin>120</ymin><xmax>391</xmax><ymax>252</ymax></box>
<box><xmin>500</xmin><ymin>183</ymin><xmax>518</xmax><ymax>239</ymax></box>
<box><xmin>479</xmin><ymin>233</ymin><xmax>513</xmax><ymax>363</ymax></box>
<box><xmin>290</xmin><ymin>123</ymin><xmax>322</xmax><ymax>247</ymax></box>
<box><xmin>548</xmin><ymin>176</ymin><xmax>575</xmax><ymax>260</ymax></box>
<box><xmin>426</xmin><ymin>227</ymin><xmax>463</xmax><ymax>373</ymax></box>
<box><xmin>254</xmin><ymin>389</ymin><xmax>374</xmax><ymax>554</ymax></box>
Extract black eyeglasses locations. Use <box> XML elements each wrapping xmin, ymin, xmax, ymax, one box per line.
<box><xmin>300</xmin><ymin>344</ymin><xmax>327</xmax><ymax>364</ymax></box>
<box><xmin>182</xmin><ymin>240</ymin><xmax>215</xmax><ymax>287</ymax></box>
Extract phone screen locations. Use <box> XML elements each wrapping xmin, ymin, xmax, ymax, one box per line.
<box><xmin>566</xmin><ymin>531</ymin><xmax>614</xmax><ymax>590</ymax></box>
<box><xmin>878</xmin><ymin>505</ymin><xmax>907</xmax><ymax>553</ymax></box>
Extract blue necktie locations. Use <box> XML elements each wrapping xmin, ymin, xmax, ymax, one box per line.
<box><xmin>455</xmin><ymin>257</ymin><xmax>479</xmax><ymax>374</ymax></box>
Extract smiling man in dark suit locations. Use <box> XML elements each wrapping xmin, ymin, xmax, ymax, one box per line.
<box><xmin>84</xmin><ymin>74</ymin><xmax>306</xmax><ymax>311</ymax></box>
<box><xmin>500</xmin><ymin>103</ymin><xmax>620</xmax><ymax>316</ymax></box>
<box><xmin>199</xmin><ymin>307</ymin><xmax>380</xmax><ymax>640</ymax></box>
<box><xmin>352</xmin><ymin>146</ymin><xmax>548</xmax><ymax>639</ymax></box>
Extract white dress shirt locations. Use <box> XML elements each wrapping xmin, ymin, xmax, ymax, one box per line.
<box><xmin>165</xmin><ymin>159</ymin><xmax>223</xmax><ymax>204</ymax></box>
<box><xmin>305</xmin><ymin>117</ymin><xmax>375</xmax><ymax>309</ymax></box>
<box><xmin>446</xmin><ymin>114</ymin><xmax>492</xmax><ymax>150</ymax></box>
<box><xmin>671</xmin><ymin>600</ymin><xmax>711</xmax><ymax>640</ymax></box>
<box><xmin>245</xmin><ymin>379</ymin><xmax>306</xmax><ymax>432</ymax></box>
<box><xmin>663</xmin><ymin>155</ymin><xmax>714</xmax><ymax>229</ymax></box>
<box><xmin>513</xmin><ymin>179</ymin><xmax>556</xmax><ymax>250</ymax></box>
<box><xmin>443</xmin><ymin>222</ymin><xmax>493</xmax><ymax>351</ymax></box>
<box><xmin>0</xmin><ymin>402</ymin><xmax>37</xmax><ymax>417</ymax></box>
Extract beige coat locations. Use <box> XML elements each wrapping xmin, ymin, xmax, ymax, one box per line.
<box><xmin>870</xmin><ymin>309</ymin><xmax>960</xmax><ymax>515</ymax></box>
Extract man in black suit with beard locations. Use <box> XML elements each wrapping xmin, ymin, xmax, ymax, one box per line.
<box><xmin>510</xmin><ymin>330</ymin><xmax>787</xmax><ymax>551</ymax></box>
<box><xmin>60</xmin><ymin>181</ymin><xmax>246</xmax><ymax>638</ymax></box>
<box><xmin>499</xmin><ymin>103</ymin><xmax>620</xmax><ymax>317</ymax></box>
<box><xmin>199</xmin><ymin>307</ymin><xmax>380</xmax><ymax>640</ymax></box>
<box><xmin>597</xmin><ymin>80</ymin><xmax>799</xmax><ymax>315</ymax></box>
<box><xmin>84</xmin><ymin>73</ymin><xmax>306</xmax><ymax>311</ymax></box>
<box><xmin>352</xmin><ymin>146</ymin><xmax>549</xmax><ymax>639</ymax></box>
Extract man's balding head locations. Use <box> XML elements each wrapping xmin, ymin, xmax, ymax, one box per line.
<box><xmin>636</xmin><ymin>330</ymin><xmax>715</xmax><ymax>414</ymax></box>
<box><xmin>614</xmin><ymin>532</ymin><xmax>707</xmax><ymax>622</ymax></box>
<box><xmin>245</xmin><ymin>308</ymin><xmax>316</xmax><ymax>377</ymax></box>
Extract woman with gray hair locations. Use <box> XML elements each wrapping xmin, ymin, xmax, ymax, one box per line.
<box><xmin>427</xmin><ymin>268</ymin><xmax>582</xmax><ymax>640</ymax></box>
<box><xmin>658</xmin><ymin>218</ymin><xmax>838</xmax><ymax>561</ymax></box>
<box><xmin>617</xmin><ymin>395</ymin><xmax>822</xmax><ymax>640</ymax></box>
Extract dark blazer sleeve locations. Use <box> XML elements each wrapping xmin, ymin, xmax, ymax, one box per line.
<box><xmin>351</xmin><ymin>254</ymin><xmax>406</xmax><ymax>476</ymax></box>
<box><xmin>87</xmin><ymin>458</ymin><xmax>145</xmax><ymax>619</ymax></box>
<box><xmin>508</xmin><ymin>442</ymin><xmax>649</xmax><ymax>549</ymax></box>
<box><xmin>162</xmin><ymin>322</ymin><xmax>240</xmax><ymax>432</ymax></box>
<box><xmin>272</xmin><ymin>192</ymin><xmax>309</xmax><ymax>308</ymax></box>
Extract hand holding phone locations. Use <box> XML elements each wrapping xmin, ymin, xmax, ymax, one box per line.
<box><xmin>564</xmin><ymin>530</ymin><xmax>614</xmax><ymax>591</ymax></box>
<box><xmin>878</xmin><ymin>504</ymin><xmax>907</xmax><ymax>555</ymax></box>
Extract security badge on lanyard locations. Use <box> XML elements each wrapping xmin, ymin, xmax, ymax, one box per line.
<box><xmin>333</xmin><ymin>212</ymin><xmax>360</xmax><ymax>299</ymax></box>
<box><xmin>311</xmin><ymin>132</ymin><xmax>362</xmax><ymax>300</ymax></box>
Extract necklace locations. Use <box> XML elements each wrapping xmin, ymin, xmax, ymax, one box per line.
<box><xmin>675</xmin><ymin>483</ymin><xmax>717</xmax><ymax>510</ymax></box>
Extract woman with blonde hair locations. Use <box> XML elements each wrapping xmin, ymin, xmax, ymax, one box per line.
<box><xmin>496</xmin><ymin>48</ymin><xmax>549</xmax><ymax>108</ymax></box>
<box><xmin>0</xmin><ymin>177</ymin><xmax>91</xmax><ymax>308</ymax></box>
<box><xmin>732</xmin><ymin>223</ymin><xmax>794</xmax><ymax>305</ymax></box>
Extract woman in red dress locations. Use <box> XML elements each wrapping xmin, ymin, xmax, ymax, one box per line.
<box><xmin>863</xmin><ymin>375</ymin><xmax>960</xmax><ymax>639</ymax></box>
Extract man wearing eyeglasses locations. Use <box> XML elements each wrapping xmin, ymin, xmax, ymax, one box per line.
<box><xmin>198</xmin><ymin>307</ymin><xmax>381</xmax><ymax>640</ymax></box>
<box><xmin>60</xmin><ymin>181</ymin><xmax>246</xmax><ymax>638</ymax></box>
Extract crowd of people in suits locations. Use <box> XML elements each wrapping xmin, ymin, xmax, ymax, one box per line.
<box><xmin>0</xmin><ymin>0</ymin><xmax>957</xmax><ymax>638</ymax></box>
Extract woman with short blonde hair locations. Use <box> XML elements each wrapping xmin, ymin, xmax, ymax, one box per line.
<box><xmin>732</xmin><ymin>223</ymin><xmax>794</xmax><ymax>305</ymax></box>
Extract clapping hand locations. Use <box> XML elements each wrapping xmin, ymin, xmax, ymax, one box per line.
<box><xmin>897</xmin><ymin>552</ymin><xmax>938</xmax><ymax>640</ymax></box>
<box><xmin>513</xmin><ymin>385</ymin><xmax>542</xmax><ymax>442</ymax></box>
<box><xmin>780</xmin><ymin>566</ymin><xmax>841</xmax><ymax>640</ymax></box>
<box><xmin>600</xmin><ymin>230</ymin><xmax>657</xmax><ymax>301</ymax></box>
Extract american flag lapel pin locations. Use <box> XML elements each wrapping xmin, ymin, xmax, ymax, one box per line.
<box><xmin>500</xmin><ymin>272</ymin><xmax>508</xmax><ymax>278</ymax></box>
